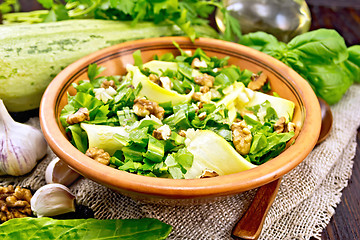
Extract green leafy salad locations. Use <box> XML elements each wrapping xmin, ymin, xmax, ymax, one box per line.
<box><xmin>60</xmin><ymin>43</ymin><xmax>296</xmax><ymax>179</ymax></box>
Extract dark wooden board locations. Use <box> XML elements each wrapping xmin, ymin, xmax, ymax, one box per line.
<box><xmin>308</xmin><ymin>3</ymin><xmax>360</xmax><ymax>240</ymax></box>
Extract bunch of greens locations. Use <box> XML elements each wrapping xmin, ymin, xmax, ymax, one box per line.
<box><xmin>0</xmin><ymin>0</ymin><xmax>19</xmax><ymax>14</ymax></box>
<box><xmin>60</xmin><ymin>45</ymin><xmax>296</xmax><ymax>178</ymax></box>
<box><xmin>0</xmin><ymin>217</ymin><xmax>171</xmax><ymax>239</ymax></box>
<box><xmin>30</xmin><ymin>0</ymin><xmax>241</xmax><ymax>41</ymax></box>
<box><xmin>239</xmin><ymin>29</ymin><xmax>360</xmax><ymax>105</ymax></box>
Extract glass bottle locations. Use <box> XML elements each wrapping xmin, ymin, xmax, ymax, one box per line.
<box><xmin>216</xmin><ymin>0</ymin><xmax>311</xmax><ymax>42</ymax></box>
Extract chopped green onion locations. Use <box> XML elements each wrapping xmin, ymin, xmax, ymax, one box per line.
<box><xmin>144</xmin><ymin>136</ymin><xmax>164</xmax><ymax>163</ymax></box>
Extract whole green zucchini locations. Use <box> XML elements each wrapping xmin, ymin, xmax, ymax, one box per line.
<box><xmin>0</xmin><ymin>19</ymin><xmax>218</xmax><ymax>112</ymax></box>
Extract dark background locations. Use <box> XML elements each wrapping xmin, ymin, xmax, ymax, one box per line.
<box><xmin>4</xmin><ymin>0</ymin><xmax>360</xmax><ymax>239</ymax></box>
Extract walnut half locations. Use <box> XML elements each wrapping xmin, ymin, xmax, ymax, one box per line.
<box><xmin>274</xmin><ymin>117</ymin><xmax>296</xmax><ymax>133</ymax></box>
<box><xmin>231</xmin><ymin>120</ymin><xmax>252</xmax><ymax>155</ymax></box>
<box><xmin>248</xmin><ymin>72</ymin><xmax>268</xmax><ymax>91</ymax></box>
<box><xmin>86</xmin><ymin>147</ymin><xmax>110</xmax><ymax>165</ymax></box>
<box><xmin>133</xmin><ymin>97</ymin><xmax>165</xmax><ymax>120</ymax></box>
<box><xmin>101</xmin><ymin>80</ymin><xmax>117</xmax><ymax>90</ymax></box>
<box><xmin>0</xmin><ymin>186</ymin><xmax>33</xmax><ymax>223</ymax></box>
<box><xmin>66</xmin><ymin>107</ymin><xmax>90</xmax><ymax>125</ymax></box>
<box><xmin>194</xmin><ymin>73</ymin><xmax>214</xmax><ymax>88</ymax></box>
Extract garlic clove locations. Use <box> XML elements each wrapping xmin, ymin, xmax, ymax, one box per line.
<box><xmin>31</xmin><ymin>183</ymin><xmax>76</xmax><ymax>217</ymax></box>
<box><xmin>0</xmin><ymin>99</ymin><xmax>48</xmax><ymax>176</ymax></box>
<box><xmin>45</xmin><ymin>157</ymin><xmax>80</xmax><ymax>186</ymax></box>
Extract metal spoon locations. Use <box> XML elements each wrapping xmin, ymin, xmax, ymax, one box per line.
<box><xmin>232</xmin><ymin>98</ymin><xmax>333</xmax><ymax>240</ymax></box>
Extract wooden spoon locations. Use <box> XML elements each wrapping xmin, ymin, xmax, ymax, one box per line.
<box><xmin>232</xmin><ymin>98</ymin><xmax>333</xmax><ymax>240</ymax></box>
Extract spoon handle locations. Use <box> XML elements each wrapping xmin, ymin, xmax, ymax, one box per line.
<box><xmin>232</xmin><ymin>178</ymin><xmax>282</xmax><ymax>240</ymax></box>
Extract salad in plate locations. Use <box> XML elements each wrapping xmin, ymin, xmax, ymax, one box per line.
<box><xmin>60</xmin><ymin>43</ymin><xmax>296</xmax><ymax>179</ymax></box>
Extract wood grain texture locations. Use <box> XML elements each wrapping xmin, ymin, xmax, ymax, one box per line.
<box><xmin>232</xmin><ymin>179</ymin><xmax>282</xmax><ymax>240</ymax></box>
<box><xmin>318</xmin><ymin>130</ymin><xmax>360</xmax><ymax>240</ymax></box>
<box><xmin>307</xmin><ymin>2</ymin><xmax>360</xmax><ymax>240</ymax></box>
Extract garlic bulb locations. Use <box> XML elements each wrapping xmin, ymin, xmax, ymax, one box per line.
<box><xmin>45</xmin><ymin>157</ymin><xmax>80</xmax><ymax>186</ymax></box>
<box><xmin>0</xmin><ymin>99</ymin><xmax>47</xmax><ymax>176</ymax></box>
<box><xmin>31</xmin><ymin>183</ymin><xmax>76</xmax><ymax>217</ymax></box>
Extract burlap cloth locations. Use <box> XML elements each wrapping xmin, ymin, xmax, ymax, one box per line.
<box><xmin>1</xmin><ymin>84</ymin><xmax>360</xmax><ymax>239</ymax></box>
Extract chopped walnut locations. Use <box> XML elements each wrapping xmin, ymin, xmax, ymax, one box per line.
<box><xmin>149</xmin><ymin>73</ymin><xmax>160</xmax><ymax>85</ymax></box>
<box><xmin>152</xmin><ymin>125</ymin><xmax>172</xmax><ymax>140</ymax></box>
<box><xmin>66</xmin><ymin>107</ymin><xmax>90</xmax><ymax>125</ymax></box>
<box><xmin>191</xmin><ymin>58</ymin><xmax>208</xmax><ymax>68</ymax></box>
<box><xmin>287</xmin><ymin>122</ymin><xmax>296</xmax><ymax>132</ymax></box>
<box><xmin>231</xmin><ymin>120</ymin><xmax>252</xmax><ymax>155</ymax></box>
<box><xmin>0</xmin><ymin>185</ymin><xmax>32</xmax><ymax>223</ymax></box>
<box><xmin>274</xmin><ymin>117</ymin><xmax>296</xmax><ymax>133</ymax></box>
<box><xmin>178</xmin><ymin>130</ymin><xmax>187</xmax><ymax>137</ymax></box>
<box><xmin>198</xmin><ymin>112</ymin><xmax>207</xmax><ymax>120</ymax></box>
<box><xmin>200</xmin><ymin>86</ymin><xmax>210</xmax><ymax>93</ymax></box>
<box><xmin>133</xmin><ymin>97</ymin><xmax>165</xmax><ymax>120</ymax></box>
<box><xmin>274</xmin><ymin>117</ymin><xmax>286</xmax><ymax>133</ymax></box>
<box><xmin>192</xmin><ymin>91</ymin><xmax>212</xmax><ymax>103</ymax></box>
<box><xmin>248</xmin><ymin>72</ymin><xmax>268</xmax><ymax>91</ymax></box>
<box><xmin>85</xmin><ymin>147</ymin><xmax>110</xmax><ymax>165</ymax></box>
<box><xmin>200</xmin><ymin>169</ymin><xmax>219</xmax><ymax>178</ymax></box>
<box><xmin>149</xmin><ymin>74</ymin><xmax>173</xmax><ymax>91</ymax></box>
<box><xmin>194</xmin><ymin>73</ymin><xmax>214</xmax><ymax>88</ymax></box>
<box><xmin>101</xmin><ymin>80</ymin><xmax>117</xmax><ymax>90</ymax></box>
<box><xmin>159</xmin><ymin>77</ymin><xmax>173</xmax><ymax>91</ymax></box>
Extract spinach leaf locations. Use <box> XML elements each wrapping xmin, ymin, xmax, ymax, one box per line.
<box><xmin>66</xmin><ymin>124</ymin><xmax>88</xmax><ymax>153</ymax></box>
<box><xmin>164</xmin><ymin>148</ymin><xmax>193</xmax><ymax>179</ymax></box>
<box><xmin>247</xmin><ymin>100</ymin><xmax>278</xmax><ymax>123</ymax></box>
<box><xmin>0</xmin><ymin>217</ymin><xmax>172</xmax><ymax>240</ymax></box>
<box><xmin>247</xmin><ymin>132</ymin><xmax>294</xmax><ymax>165</ymax></box>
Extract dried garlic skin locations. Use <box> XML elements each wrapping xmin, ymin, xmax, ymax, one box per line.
<box><xmin>0</xmin><ymin>100</ymin><xmax>47</xmax><ymax>176</ymax></box>
<box><xmin>31</xmin><ymin>183</ymin><xmax>76</xmax><ymax>217</ymax></box>
<box><xmin>45</xmin><ymin>157</ymin><xmax>80</xmax><ymax>186</ymax></box>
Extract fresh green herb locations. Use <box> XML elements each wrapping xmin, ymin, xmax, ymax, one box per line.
<box><xmin>87</xmin><ymin>63</ymin><xmax>106</xmax><ymax>87</ymax></box>
<box><xmin>347</xmin><ymin>45</ymin><xmax>360</xmax><ymax>83</ymax></box>
<box><xmin>0</xmin><ymin>0</ymin><xmax>19</xmax><ymax>15</ymax></box>
<box><xmin>239</xmin><ymin>29</ymin><xmax>360</xmax><ymax>104</ymax></box>
<box><xmin>66</xmin><ymin>124</ymin><xmax>88</xmax><ymax>153</ymax></box>
<box><xmin>144</xmin><ymin>136</ymin><xmax>165</xmax><ymax>163</ymax></box>
<box><xmin>0</xmin><ymin>217</ymin><xmax>172</xmax><ymax>240</ymax></box>
<box><xmin>29</xmin><ymin>0</ymin><xmax>242</xmax><ymax>42</ymax></box>
<box><xmin>133</xmin><ymin>50</ymin><xmax>143</xmax><ymax>68</ymax></box>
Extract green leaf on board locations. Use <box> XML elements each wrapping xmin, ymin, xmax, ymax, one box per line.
<box><xmin>0</xmin><ymin>217</ymin><xmax>172</xmax><ymax>240</ymax></box>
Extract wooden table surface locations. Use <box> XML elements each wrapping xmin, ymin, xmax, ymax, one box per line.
<box><xmin>307</xmin><ymin>3</ymin><xmax>360</xmax><ymax>240</ymax></box>
<box><xmin>12</xmin><ymin>1</ymin><xmax>360</xmax><ymax>239</ymax></box>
